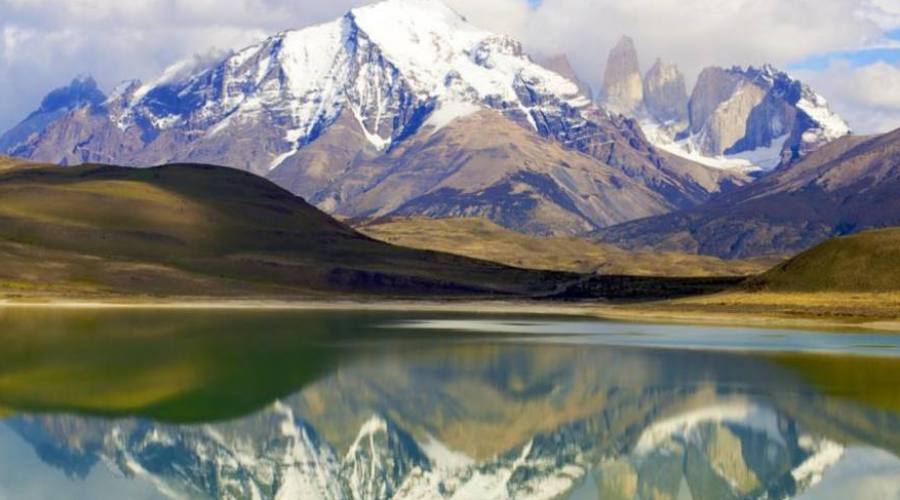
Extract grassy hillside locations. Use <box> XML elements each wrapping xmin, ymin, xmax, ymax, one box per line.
<box><xmin>360</xmin><ymin>217</ymin><xmax>772</xmax><ymax>277</ymax></box>
<box><xmin>644</xmin><ymin>228</ymin><xmax>900</xmax><ymax>322</ymax></box>
<box><xmin>752</xmin><ymin>228</ymin><xmax>900</xmax><ymax>292</ymax></box>
<box><xmin>0</xmin><ymin>159</ymin><xmax>580</xmax><ymax>298</ymax></box>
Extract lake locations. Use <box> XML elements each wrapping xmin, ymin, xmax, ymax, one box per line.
<box><xmin>0</xmin><ymin>307</ymin><xmax>898</xmax><ymax>499</ymax></box>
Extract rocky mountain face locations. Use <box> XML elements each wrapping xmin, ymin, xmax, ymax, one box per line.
<box><xmin>0</xmin><ymin>76</ymin><xmax>106</xmax><ymax>155</ymax></box>
<box><xmin>599</xmin><ymin>38</ymin><xmax>850</xmax><ymax>173</ymax></box>
<box><xmin>683</xmin><ymin>65</ymin><xmax>849</xmax><ymax>160</ymax></box>
<box><xmin>596</xmin><ymin>127</ymin><xmax>900</xmax><ymax>258</ymax></box>
<box><xmin>0</xmin><ymin>0</ymin><xmax>743</xmax><ymax>237</ymax></box>
<box><xmin>643</xmin><ymin>58</ymin><xmax>689</xmax><ymax>124</ymax></box>
<box><xmin>271</xmin><ymin>109</ymin><xmax>676</xmax><ymax>234</ymax></box>
<box><xmin>600</xmin><ymin>36</ymin><xmax>644</xmax><ymax>115</ymax></box>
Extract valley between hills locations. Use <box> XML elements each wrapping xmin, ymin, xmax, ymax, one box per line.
<box><xmin>2</xmin><ymin>155</ymin><xmax>899</xmax><ymax>330</ymax></box>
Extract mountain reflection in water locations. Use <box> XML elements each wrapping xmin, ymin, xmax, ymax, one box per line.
<box><xmin>0</xmin><ymin>308</ymin><xmax>897</xmax><ymax>499</ymax></box>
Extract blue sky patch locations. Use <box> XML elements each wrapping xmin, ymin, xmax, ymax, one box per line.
<box><xmin>788</xmin><ymin>27</ymin><xmax>900</xmax><ymax>70</ymax></box>
<box><xmin>789</xmin><ymin>47</ymin><xmax>900</xmax><ymax>71</ymax></box>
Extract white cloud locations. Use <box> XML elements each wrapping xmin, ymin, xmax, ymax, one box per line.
<box><xmin>447</xmin><ymin>0</ymin><xmax>893</xmax><ymax>84</ymax></box>
<box><xmin>798</xmin><ymin>61</ymin><xmax>900</xmax><ymax>134</ymax></box>
<box><xmin>1</xmin><ymin>0</ymin><xmax>899</xmax><ymax>134</ymax></box>
<box><xmin>452</xmin><ymin>0</ymin><xmax>900</xmax><ymax>133</ymax></box>
<box><xmin>0</xmin><ymin>0</ymin><xmax>366</xmax><ymax>131</ymax></box>
<box><xmin>858</xmin><ymin>0</ymin><xmax>900</xmax><ymax>30</ymax></box>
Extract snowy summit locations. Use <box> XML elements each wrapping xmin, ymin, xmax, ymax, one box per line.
<box><xmin>108</xmin><ymin>0</ymin><xmax>589</xmax><ymax>166</ymax></box>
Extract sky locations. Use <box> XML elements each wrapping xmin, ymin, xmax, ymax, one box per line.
<box><xmin>1</xmin><ymin>0</ymin><xmax>900</xmax><ymax>134</ymax></box>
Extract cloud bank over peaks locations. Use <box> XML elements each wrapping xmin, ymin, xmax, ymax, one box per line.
<box><xmin>1</xmin><ymin>0</ymin><xmax>900</xmax><ymax>133</ymax></box>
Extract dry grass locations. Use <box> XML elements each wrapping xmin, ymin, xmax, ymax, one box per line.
<box><xmin>754</xmin><ymin>228</ymin><xmax>900</xmax><ymax>292</ymax></box>
<box><xmin>360</xmin><ymin>217</ymin><xmax>774</xmax><ymax>277</ymax></box>
<box><xmin>0</xmin><ymin>163</ymin><xmax>588</xmax><ymax>299</ymax></box>
<box><xmin>660</xmin><ymin>291</ymin><xmax>900</xmax><ymax>322</ymax></box>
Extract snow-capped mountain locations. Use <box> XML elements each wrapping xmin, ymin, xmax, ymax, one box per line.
<box><xmin>0</xmin><ymin>75</ymin><xmax>105</xmax><ymax>155</ymax></box>
<box><xmin>1</xmin><ymin>0</ymin><xmax>745</xmax><ymax>236</ymax></box>
<box><xmin>652</xmin><ymin>65</ymin><xmax>850</xmax><ymax>172</ymax></box>
<box><xmin>600</xmin><ymin>37</ymin><xmax>850</xmax><ymax>173</ymax></box>
<box><xmin>111</xmin><ymin>0</ymin><xmax>589</xmax><ymax>163</ymax></box>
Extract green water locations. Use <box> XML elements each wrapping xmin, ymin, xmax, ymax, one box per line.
<box><xmin>0</xmin><ymin>308</ymin><xmax>897</xmax><ymax>499</ymax></box>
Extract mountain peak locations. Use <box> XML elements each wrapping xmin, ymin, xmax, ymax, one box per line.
<box><xmin>350</xmin><ymin>0</ymin><xmax>463</xmax><ymax>20</ymax></box>
<box><xmin>614</xmin><ymin>35</ymin><xmax>637</xmax><ymax>48</ymax></box>
<box><xmin>98</xmin><ymin>0</ymin><xmax>586</xmax><ymax>158</ymax></box>
<box><xmin>601</xmin><ymin>34</ymin><xmax>643</xmax><ymax>114</ymax></box>
<box><xmin>37</xmin><ymin>75</ymin><xmax>105</xmax><ymax>115</ymax></box>
<box><xmin>643</xmin><ymin>58</ymin><xmax>688</xmax><ymax>123</ymax></box>
<box><xmin>0</xmin><ymin>74</ymin><xmax>107</xmax><ymax>154</ymax></box>
<box><xmin>2</xmin><ymin>4</ymin><xmax>741</xmax><ymax>237</ymax></box>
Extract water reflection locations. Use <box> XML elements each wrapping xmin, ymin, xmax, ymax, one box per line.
<box><xmin>0</xmin><ymin>308</ymin><xmax>898</xmax><ymax>499</ymax></box>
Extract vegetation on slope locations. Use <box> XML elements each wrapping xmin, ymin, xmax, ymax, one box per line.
<box><xmin>0</xmin><ymin>160</ymin><xmax>575</xmax><ymax>298</ymax></box>
<box><xmin>360</xmin><ymin>217</ymin><xmax>772</xmax><ymax>277</ymax></box>
<box><xmin>626</xmin><ymin>228</ymin><xmax>900</xmax><ymax>322</ymax></box>
<box><xmin>751</xmin><ymin>228</ymin><xmax>900</xmax><ymax>292</ymax></box>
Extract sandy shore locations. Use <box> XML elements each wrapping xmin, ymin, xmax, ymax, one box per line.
<box><xmin>2</xmin><ymin>296</ymin><xmax>898</xmax><ymax>333</ymax></box>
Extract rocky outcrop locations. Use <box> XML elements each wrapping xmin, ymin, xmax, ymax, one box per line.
<box><xmin>600</xmin><ymin>36</ymin><xmax>644</xmax><ymax>115</ymax></box>
<box><xmin>684</xmin><ymin>65</ymin><xmax>850</xmax><ymax>159</ymax></box>
<box><xmin>695</xmin><ymin>78</ymin><xmax>768</xmax><ymax>156</ymax></box>
<box><xmin>687</xmin><ymin>67</ymin><xmax>745</xmax><ymax>138</ymax></box>
<box><xmin>0</xmin><ymin>76</ymin><xmax>106</xmax><ymax>156</ymax></box>
<box><xmin>643</xmin><ymin>59</ymin><xmax>688</xmax><ymax>124</ymax></box>
<box><xmin>595</xmin><ymin>36</ymin><xmax>849</xmax><ymax>172</ymax></box>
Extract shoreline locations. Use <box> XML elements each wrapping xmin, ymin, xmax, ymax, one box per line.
<box><xmin>2</xmin><ymin>296</ymin><xmax>899</xmax><ymax>334</ymax></box>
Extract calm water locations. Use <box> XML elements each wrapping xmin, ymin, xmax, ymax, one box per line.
<box><xmin>0</xmin><ymin>308</ymin><xmax>898</xmax><ymax>499</ymax></box>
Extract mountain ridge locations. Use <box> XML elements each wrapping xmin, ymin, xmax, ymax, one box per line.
<box><xmin>596</xmin><ymin>127</ymin><xmax>900</xmax><ymax>258</ymax></box>
<box><xmin>1</xmin><ymin>0</ymin><xmax>745</xmax><ymax>236</ymax></box>
<box><xmin>598</xmin><ymin>36</ymin><xmax>850</xmax><ymax>173</ymax></box>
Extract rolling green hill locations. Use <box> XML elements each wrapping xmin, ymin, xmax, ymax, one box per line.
<box><xmin>751</xmin><ymin>228</ymin><xmax>900</xmax><ymax>292</ymax></box>
<box><xmin>0</xmin><ymin>158</ymin><xmax>578</xmax><ymax>298</ymax></box>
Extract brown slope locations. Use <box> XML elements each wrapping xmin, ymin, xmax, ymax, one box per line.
<box><xmin>273</xmin><ymin>109</ymin><xmax>677</xmax><ymax>235</ymax></box>
<box><xmin>596</xmin><ymin>128</ymin><xmax>900</xmax><ymax>258</ymax></box>
<box><xmin>19</xmin><ymin>104</ymin><xmax>291</xmax><ymax>177</ymax></box>
<box><xmin>359</xmin><ymin>217</ymin><xmax>773</xmax><ymax>277</ymax></box>
<box><xmin>750</xmin><ymin>227</ymin><xmax>900</xmax><ymax>293</ymax></box>
<box><xmin>0</xmin><ymin>156</ymin><xmax>25</xmax><ymax>171</ymax></box>
<box><xmin>0</xmin><ymin>160</ymin><xmax>580</xmax><ymax>298</ymax></box>
<box><xmin>580</xmin><ymin>110</ymin><xmax>751</xmax><ymax>200</ymax></box>
<box><xmin>266</xmin><ymin>112</ymin><xmax>384</xmax><ymax>209</ymax></box>
<box><xmin>345</xmin><ymin>110</ymin><xmax>676</xmax><ymax>234</ymax></box>
<box><xmin>270</xmin><ymin>109</ymin><xmax>746</xmax><ymax>236</ymax></box>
